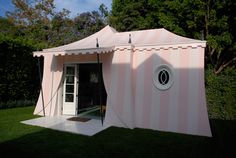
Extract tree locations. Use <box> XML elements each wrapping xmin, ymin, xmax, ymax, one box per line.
<box><xmin>74</xmin><ymin>10</ymin><xmax>106</xmax><ymax>39</ymax></box>
<box><xmin>110</xmin><ymin>0</ymin><xmax>157</xmax><ymax>31</ymax></box>
<box><xmin>6</xmin><ymin>1</ymin><xmax>109</xmax><ymax>47</ymax></box>
<box><xmin>0</xmin><ymin>34</ymin><xmax>40</xmax><ymax>102</ymax></box>
<box><xmin>99</xmin><ymin>3</ymin><xmax>109</xmax><ymax>24</ymax></box>
<box><xmin>110</xmin><ymin>0</ymin><xmax>236</xmax><ymax>74</ymax></box>
<box><xmin>0</xmin><ymin>1</ymin><xmax>108</xmax><ymax>105</ymax></box>
<box><xmin>0</xmin><ymin>17</ymin><xmax>23</xmax><ymax>37</ymax></box>
<box><xmin>49</xmin><ymin>10</ymin><xmax>78</xmax><ymax>46</ymax></box>
<box><xmin>6</xmin><ymin>0</ymin><xmax>74</xmax><ymax>47</ymax></box>
<box><xmin>154</xmin><ymin>0</ymin><xmax>236</xmax><ymax>74</ymax></box>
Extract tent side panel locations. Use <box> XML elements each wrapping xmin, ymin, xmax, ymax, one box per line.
<box><xmin>50</xmin><ymin>56</ymin><xmax>64</xmax><ymax>116</ymax></box>
<box><xmin>34</xmin><ymin>54</ymin><xmax>54</xmax><ymax>116</ymax></box>
<box><xmin>103</xmin><ymin>50</ymin><xmax>134</xmax><ymax>128</ymax></box>
<box><xmin>197</xmin><ymin>47</ymin><xmax>212</xmax><ymax>136</ymax></box>
<box><xmin>34</xmin><ymin>55</ymin><xmax>63</xmax><ymax>116</ymax></box>
<box><xmin>132</xmin><ymin>47</ymin><xmax>211</xmax><ymax>137</ymax></box>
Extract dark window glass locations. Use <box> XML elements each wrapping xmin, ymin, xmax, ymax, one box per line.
<box><xmin>66</xmin><ymin>76</ymin><xmax>74</xmax><ymax>83</ymax></box>
<box><xmin>66</xmin><ymin>67</ymin><xmax>75</xmax><ymax>75</ymax></box>
<box><xmin>158</xmin><ymin>70</ymin><xmax>169</xmax><ymax>85</ymax></box>
<box><xmin>66</xmin><ymin>85</ymin><xmax>74</xmax><ymax>93</ymax></box>
<box><xmin>65</xmin><ymin>94</ymin><xmax>74</xmax><ymax>102</ymax></box>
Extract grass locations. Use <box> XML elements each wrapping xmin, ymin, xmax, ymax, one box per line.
<box><xmin>0</xmin><ymin>107</ymin><xmax>235</xmax><ymax>158</ymax></box>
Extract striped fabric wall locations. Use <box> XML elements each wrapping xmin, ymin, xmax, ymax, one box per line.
<box><xmin>33</xmin><ymin>47</ymin><xmax>211</xmax><ymax>136</ymax></box>
<box><xmin>103</xmin><ymin>48</ymin><xmax>134</xmax><ymax>128</ymax></box>
<box><xmin>33</xmin><ymin>54</ymin><xmax>63</xmax><ymax>116</ymax></box>
<box><xmin>103</xmin><ymin>47</ymin><xmax>212</xmax><ymax>137</ymax></box>
<box><xmin>34</xmin><ymin>54</ymin><xmax>100</xmax><ymax>116</ymax></box>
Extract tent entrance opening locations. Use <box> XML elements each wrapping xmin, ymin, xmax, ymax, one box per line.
<box><xmin>77</xmin><ymin>63</ymin><xmax>106</xmax><ymax>114</ymax></box>
<box><xmin>62</xmin><ymin>63</ymin><xmax>107</xmax><ymax>115</ymax></box>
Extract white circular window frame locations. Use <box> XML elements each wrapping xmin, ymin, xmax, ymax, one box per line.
<box><xmin>153</xmin><ymin>64</ymin><xmax>174</xmax><ymax>91</ymax></box>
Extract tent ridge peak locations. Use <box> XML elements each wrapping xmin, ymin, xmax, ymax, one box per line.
<box><xmin>33</xmin><ymin>25</ymin><xmax>206</xmax><ymax>56</ymax></box>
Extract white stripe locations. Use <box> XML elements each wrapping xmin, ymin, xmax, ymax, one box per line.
<box><xmin>149</xmin><ymin>51</ymin><xmax>161</xmax><ymax>129</ymax></box>
<box><xmin>104</xmin><ymin>52</ymin><xmax>122</xmax><ymax>127</ymax></box>
<box><xmin>109</xmin><ymin>52</ymin><xmax>119</xmax><ymax>113</ymax></box>
<box><xmin>122</xmin><ymin>52</ymin><xmax>133</xmax><ymax>128</ymax></box>
<box><xmin>187</xmin><ymin>48</ymin><xmax>199</xmax><ymax>134</ymax></box>
<box><xmin>134</xmin><ymin>51</ymin><xmax>146</xmax><ymax>127</ymax></box>
<box><xmin>167</xmin><ymin>49</ymin><xmax>180</xmax><ymax>132</ymax></box>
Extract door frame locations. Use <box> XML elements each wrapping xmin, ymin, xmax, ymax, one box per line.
<box><xmin>62</xmin><ymin>61</ymin><xmax>103</xmax><ymax>115</ymax></box>
<box><xmin>62</xmin><ymin>64</ymin><xmax>78</xmax><ymax>115</ymax></box>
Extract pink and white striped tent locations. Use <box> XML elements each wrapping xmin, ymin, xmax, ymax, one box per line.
<box><xmin>33</xmin><ymin>25</ymin><xmax>212</xmax><ymax>137</ymax></box>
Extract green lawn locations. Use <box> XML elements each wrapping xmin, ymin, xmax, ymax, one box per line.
<box><xmin>0</xmin><ymin>107</ymin><xmax>235</xmax><ymax>158</ymax></box>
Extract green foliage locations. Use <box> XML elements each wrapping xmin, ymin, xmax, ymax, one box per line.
<box><xmin>74</xmin><ymin>11</ymin><xmax>106</xmax><ymax>39</ymax></box>
<box><xmin>4</xmin><ymin>1</ymin><xmax>108</xmax><ymax>48</ymax></box>
<box><xmin>0</xmin><ymin>100</ymin><xmax>35</xmax><ymax>109</ymax></box>
<box><xmin>110</xmin><ymin>0</ymin><xmax>236</xmax><ymax>73</ymax></box>
<box><xmin>110</xmin><ymin>0</ymin><xmax>157</xmax><ymax>31</ymax></box>
<box><xmin>0</xmin><ymin>1</ymin><xmax>108</xmax><ymax>106</ymax></box>
<box><xmin>205</xmin><ymin>66</ymin><xmax>236</xmax><ymax>120</ymax></box>
<box><xmin>0</xmin><ymin>34</ymin><xmax>40</xmax><ymax>104</ymax></box>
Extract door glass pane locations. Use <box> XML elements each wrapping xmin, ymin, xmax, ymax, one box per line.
<box><xmin>66</xmin><ymin>67</ymin><xmax>75</xmax><ymax>75</ymax></box>
<box><xmin>66</xmin><ymin>85</ymin><xmax>74</xmax><ymax>93</ymax></box>
<box><xmin>66</xmin><ymin>76</ymin><xmax>74</xmax><ymax>83</ymax></box>
<box><xmin>65</xmin><ymin>94</ymin><xmax>74</xmax><ymax>102</ymax></box>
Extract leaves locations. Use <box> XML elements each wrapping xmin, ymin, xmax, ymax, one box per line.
<box><xmin>205</xmin><ymin>66</ymin><xmax>236</xmax><ymax>120</ymax></box>
<box><xmin>0</xmin><ymin>34</ymin><xmax>39</xmax><ymax>102</ymax></box>
<box><xmin>0</xmin><ymin>0</ymin><xmax>108</xmax><ymax>103</ymax></box>
<box><xmin>110</xmin><ymin>0</ymin><xmax>236</xmax><ymax>73</ymax></box>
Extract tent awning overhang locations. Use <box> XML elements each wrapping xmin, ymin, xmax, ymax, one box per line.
<box><xmin>33</xmin><ymin>41</ymin><xmax>206</xmax><ymax>57</ymax></box>
<box><xmin>33</xmin><ymin>47</ymin><xmax>114</xmax><ymax>57</ymax></box>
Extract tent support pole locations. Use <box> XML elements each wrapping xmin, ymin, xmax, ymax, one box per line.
<box><xmin>97</xmin><ymin>53</ymin><xmax>103</xmax><ymax>125</ymax></box>
<box><xmin>37</xmin><ymin>57</ymin><xmax>45</xmax><ymax>116</ymax></box>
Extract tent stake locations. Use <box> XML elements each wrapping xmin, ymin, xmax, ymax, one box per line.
<box><xmin>37</xmin><ymin>57</ymin><xmax>45</xmax><ymax>116</ymax></box>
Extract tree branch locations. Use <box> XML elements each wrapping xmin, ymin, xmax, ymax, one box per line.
<box><xmin>214</xmin><ymin>57</ymin><xmax>236</xmax><ymax>74</ymax></box>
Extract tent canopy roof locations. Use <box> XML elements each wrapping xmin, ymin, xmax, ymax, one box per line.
<box><xmin>34</xmin><ymin>25</ymin><xmax>206</xmax><ymax>57</ymax></box>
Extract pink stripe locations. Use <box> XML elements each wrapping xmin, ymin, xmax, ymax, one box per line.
<box><xmin>150</xmin><ymin>30</ymin><xmax>161</xmax><ymax>44</ymax></box>
<box><xmin>116</xmin><ymin>51</ymin><xmax>125</xmax><ymax>114</ymax></box>
<box><xmin>134</xmin><ymin>31</ymin><xmax>147</xmax><ymax>44</ymax></box>
<box><xmin>142</xmin><ymin>51</ymin><xmax>153</xmax><ymax>128</ymax></box>
<box><xmin>158</xmin><ymin>50</ymin><xmax>170</xmax><ymax>130</ymax></box>
<box><xmin>178</xmin><ymin>48</ymin><xmax>189</xmax><ymax>132</ymax></box>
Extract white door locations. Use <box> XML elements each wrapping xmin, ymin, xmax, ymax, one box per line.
<box><xmin>62</xmin><ymin>65</ymin><xmax>77</xmax><ymax>115</ymax></box>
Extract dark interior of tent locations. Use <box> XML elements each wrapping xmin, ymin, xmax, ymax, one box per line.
<box><xmin>77</xmin><ymin>63</ymin><xmax>107</xmax><ymax>114</ymax></box>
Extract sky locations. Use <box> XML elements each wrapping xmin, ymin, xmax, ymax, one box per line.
<box><xmin>0</xmin><ymin>0</ymin><xmax>112</xmax><ymax>17</ymax></box>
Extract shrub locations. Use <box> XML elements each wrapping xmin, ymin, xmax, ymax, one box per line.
<box><xmin>0</xmin><ymin>100</ymin><xmax>35</xmax><ymax>109</ymax></box>
<box><xmin>0</xmin><ymin>34</ymin><xmax>41</xmax><ymax>104</ymax></box>
<box><xmin>205</xmin><ymin>66</ymin><xmax>236</xmax><ymax>120</ymax></box>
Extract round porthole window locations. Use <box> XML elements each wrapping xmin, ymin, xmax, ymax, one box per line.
<box><xmin>153</xmin><ymin>65</ymin><xmax>174</xmax><ymax>90</ymax></box>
